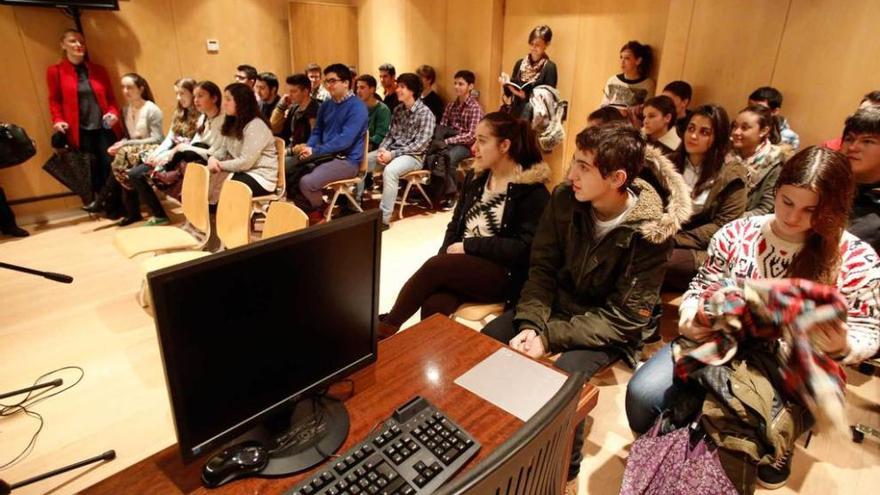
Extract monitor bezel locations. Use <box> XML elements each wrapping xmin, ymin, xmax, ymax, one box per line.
<box><xmin>147</xmin><ymin>210</ymin><xmax>381</xmax><ymax>462</ymax></box>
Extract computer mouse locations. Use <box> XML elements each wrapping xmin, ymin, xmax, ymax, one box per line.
<box><xmin>201</xmin><ymin>440</ymin><xmax>269</xmax><ymax>488</ymax></box>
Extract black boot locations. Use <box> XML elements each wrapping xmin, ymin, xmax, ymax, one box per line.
<box><xmin>82</xmin><ymin>197</ymin><xmax>105</xmax><ymax>213</ymax></box>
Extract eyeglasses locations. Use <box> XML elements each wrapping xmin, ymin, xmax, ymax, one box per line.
<box><xmin>323</xmin><ymin>78</ymin><xmax>341</xmax><ymax>86</ymax></box>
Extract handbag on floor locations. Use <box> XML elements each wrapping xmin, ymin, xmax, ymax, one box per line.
<box><xmin>42</xmin><ymin>150</ymin><xmax>92</xmax><ymax>204</ymax></box>
<box><xmin>620</xmin><ymin>416</ymin><xmax>738</xmax><ymax>495</ymax></box>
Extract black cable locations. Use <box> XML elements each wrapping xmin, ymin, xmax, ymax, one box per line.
<box><xmin>0</xmin><ymin>366</ymin><xmax>85</xmax><ymax>470</ymax></box>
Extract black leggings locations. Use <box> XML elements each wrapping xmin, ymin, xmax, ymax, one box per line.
<box><xmin>78</xmin><ymin>128</ymin><xmax>116</xmax><ymax>194</ymax></box>
<box><xmin>384</xmin><ymin>253</ymin><xmax>510</xmax><ymax>328</ymax></box>
<box><xmin>231</xmin><ymin>172</ymin><xmax>272</xmax><ymax>196</ymax></box>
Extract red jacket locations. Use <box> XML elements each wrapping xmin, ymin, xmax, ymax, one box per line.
<box><xmin>46</xmin><ymin>58</ymin><xmax>121</xmax><ymax>149</ymax></box>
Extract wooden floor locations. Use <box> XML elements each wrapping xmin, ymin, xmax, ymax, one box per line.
<box><xmin>0</xmin><ymin>206</ymin><xmax>878</xmax><ymax>494</ymax></box>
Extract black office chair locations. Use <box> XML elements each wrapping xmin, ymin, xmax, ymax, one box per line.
<box><xmin>436</xmin><ymin>371</ymin><xmax>586</xmax><ymax>495</ymax></box>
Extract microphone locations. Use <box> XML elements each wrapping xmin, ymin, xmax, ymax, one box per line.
<box><xmin>0</xmin><ymin>379</ymin><xmax>63</xmax><ymax>401</ymax></box>
<box><xmin>0</xmin><ymin>262</ymin><xmax>73</xmax><ymax>284</ymax></box>
<box><xmin>0</xmin><ymin>450</ymin><xmax>116</xmax><ymax>494</ymax></box>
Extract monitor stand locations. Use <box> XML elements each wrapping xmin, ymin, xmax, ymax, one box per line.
<box><xmin>224</xmin><ymin>395</ymin><xmax>350</xmax><ymax>477</ymax></box>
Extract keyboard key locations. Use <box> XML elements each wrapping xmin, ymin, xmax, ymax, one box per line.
<box><xmin>413</xmin><ymin>460</ymin><xmax>427</xmax><ymax>472</ymax></box>
<box><xmin>355</xmin><ymin>449</ymin><xmax>366</xmax><ymax>460</ymax></box>
<box><xmin>413</xmin><ymin>427</ymin><xmax>423</xmax><ymax>436</ymax></box>
<box><xmin>376</xmin><ymin>477</ymin><xmax>388</xmax><ymax>487</ymax></box>
<box><xmin>400</xmin><ymin>485</ymin><xmax>415</xmax><ymax>495</ymax></box>
<box><xmin>441</xmin><ymin>447</ymin><xmax>461</xmax><ymax>464</ymax></box>
<box><xmin>363</xmin><ymin>444</ymin><xmax>375</xmax><ymax>454</ymax></box>
<box><xmin>322</xmin><ymin>472</ymin><xmax>334</xmax><ymax>482</ymax></box>
<box><xmin>355</xmin><ymin>467</ymin><xmax>367</xmax><ymax>477</ymax></box>
<box><xmin>378</xmin><ymin>476</ymin><xmax>405</xmax><ymax>495</ymax></box>
<box><xmin>346</xmin><ymin>473</ymin><xmax>357</xmax><ymax>483</ymax></box>
<box><xmin>400</xmin><ymin>448</ymin><xmax>411</xmax><ymax>458</ymax></box>
<box><xmin>350</xmin><ymin>486</ymin><xmax>361</xmax><ymax>495</ymax></box>
<box><xmin>358</xmin><ymin>478</ymin><xmax>370</xmax><ymax>488</ymax></box>
<box><xmin>413</xmin><ymin>475</ymin><xmax>428</xmax><ymax>487</ymax></box>
<box><xmin>391</xmin><ymin>453</ymin><xmax>404</xmax><ymax>464</ymax></box>
<box><xmin>327</xmin><ymin>488</ymin><xmax>339</xmax><ymax>495</ymax></box>
<box><xmin>301</xmin><ymin>485</ymin><xmax>315</xmax><ymax>495</ymax></box>
<box><xmin>335</xmin><ymin>461</ymin><xmax>348</xmax><ymax>474</ymax></box>
<box><xmin>367</xmin><ymin>472</ymin><xmax>378</xmax><ymax>482</ymax></box>
<box><xmin>367</xmin><ymin>486</ymin><xmax>380</xmax><ymax>494</ymax></box>
<box><xmin>345</xmin><ymin>456</ymin><xmax>357</xmax><ymax>466</ymax></box>
<box><xmin>430</xmin><ymin>461</ymin><xmax>443</xmax><ymax>474</ymax></box>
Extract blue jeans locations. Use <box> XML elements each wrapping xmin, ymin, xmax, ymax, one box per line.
<box><xmin>624</xmin><ymin>343</ymin><xmax>678</xmax><ymax>434</ymax></box>
<box><xmin>377</xmin><ymin>153</ymin><xmax>422</xmax><ymax>224</ymax></box>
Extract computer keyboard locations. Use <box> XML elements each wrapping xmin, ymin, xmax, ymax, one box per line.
<box><xmin>285</xmin><ymin>396</ymin><xmax>480</xmax><ymax>495</ymax></box>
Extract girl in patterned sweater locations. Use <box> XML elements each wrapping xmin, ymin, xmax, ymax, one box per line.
<box><xmin>378</xmin><ymin>113</ymin><xmax>551</xmax><ymax>338</ymax></box>
<box><xmin>626</xmin><ymin>146</ymin><xmax>880</xmax><ymax>489</ymax></box>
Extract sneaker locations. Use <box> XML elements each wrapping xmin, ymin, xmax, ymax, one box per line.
<box><xmin>144</xmin><ymin>216</ymin><xmax>170</xmax><ymax>226</ymax></box>
<box><xmin>757</xmin><ymin>450</ymin><xmax>791</xmax><ymax>490</ymax></box>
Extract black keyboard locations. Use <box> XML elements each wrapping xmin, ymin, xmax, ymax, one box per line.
<box><xmin>285</xmin><ymin>396</ymin><xmax>480</xmax><ymax>495</ymax></box>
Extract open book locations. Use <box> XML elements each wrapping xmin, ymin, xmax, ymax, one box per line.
<box><xmin>500</xmin><ymin>72</ymin><xmax>533</xmax><ymax>92</ymax></box>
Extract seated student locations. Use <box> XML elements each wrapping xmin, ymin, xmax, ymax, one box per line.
<box><xmin>662</xmin><ymin>80</ymin><xmax>693</xmax><ymax>138</ymax></box>
<box><xmin>663</xmin><ymin>104</ymin><xmax>747</xmax><ymax>290</ymax></box>
<box><xmin>841</xmin><ymin>107</ymin><xmax>880</xmax><ymax>252</ymax></box>
<box><xmin>306</xmin><ymin>63</ymin><xmax>330</xmax><ymax>103</ymax></box>
<box><xmin>416</xmin><ymin>64</ymin><xmax>445</xmax><ymax>122</ymax></box>
<box><xmin>378</xmin><ymin>112</ymin><xmax>550</xmax><ymax>337</ymax></box>
<box><xmin>602</xmin><ymin>40</ymin><xmax>655</xmax><ymax>109</ymax></box>
<box><xmin>255</xmin><ymin>72</ymin><xmax>280</xmax><ymax>120</ymax></box>
<box><xmin>378</xmin><ymin>63</ymin><xmax>400</xmax><ymax>112</ymax></box>
<box><xmin>367</xmin><ymin>73</ymin><xmax>436</xmax><ymax>230</ymax></box>
<box><xmin>434</xmin><ymin>69</ymin><xmax>484</xmax><ymax>207</ymax></box>
<box><xmin>0</xmin><ymin>186</ymin><xmax>28</xmax><ymax>237</ymax></box>
<box><xmin>126</xmin><ymin>77</ymin><xmax>200</xmax><ymax>226</ymax></box>
<box><xmin>727</xmin><ymin>105</ymin><xmax>786</xmax><ymax>217</ymax></box>
<box><xmin>641</xmin><ymin>95</ymin><xmax>681</xmax><ymax>156</ymax></box>
<box><xmin>482</xmin><ymin>123</ymin><xmax>690</xmax><ymax>492</ymax></box>
<box><xmin>587</xmin><ymin>106</ymin><xmax>627</xmax><ymax>127</ymax></box>
<box><xmin>354</xmin><ymin>74</ymin><xmax>390</xmax><ymax>152</ymax></box>
<box><xmin>749</xmin><ymin>86</ymin><xmax>799</xmax><ymax>151</ymax></box>
<box><xmin>271</xmin><ymin>74</ymin><xmax>319</xmax><ymax>149</ymax></box>
<box><xmin>292</xmin><ymin>64</ymin><xmax>368</xmax><ymax>222</ymax></box>
<box><xmin>822</xmin><ymin>90</ymin><xmax>880</xmax><ymax>151</ymax></box>
<box><xmin>626</xmin><ymin>147</ymin><xmax>880</xmax><ymax>491</ymax></box>
<box><xmin>500</xmin><ymin>25</ymin><xmax>557</xmax><ymax>121</ymax></box>
<box><xmin>206</xmin><ymin>83</ymin><xmax>278</xmax><ymax>196</ymax></box>
<box><xmin>234</xmin><ymin>64</ymin><xmax>258</xmax><ymax>89</ymax></box>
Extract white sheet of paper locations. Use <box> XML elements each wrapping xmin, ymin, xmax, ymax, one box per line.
<box><xmin>454</xmin><ymin>348</ymin><xmax>567</xmax><ymax>421</ymax></box>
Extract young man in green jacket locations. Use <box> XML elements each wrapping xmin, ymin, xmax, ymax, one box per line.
<box><xmin>484</xmin><ymin>123</ymin><xmax>691</xmax><ymax>491</ymax></box>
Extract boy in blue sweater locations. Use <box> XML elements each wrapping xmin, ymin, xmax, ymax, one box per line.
<box><xmin>294</xmin><ymin>63</ymin><xmax>368</xmax><ymax>220</ymax></box>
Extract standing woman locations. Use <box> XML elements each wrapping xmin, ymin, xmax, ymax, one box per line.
<box><xmin>378</xmin><ymin>112</ymin><xmax>550</xmax><ymax>337</ymax></box>
<box><xmin>728</xmin><ymin>105</ymin><xmax>787</xmax><ymax>217</ymax></box>
<box><xmin>46</xmin><ymin>29</ymin><xmax>121</xmax><ymax>210</ymax></box>
<box><xmin>499</xmin><ymin>25</ymin><xmax>558</xmax><ymax>120</ymax></box>
<box><xmin>664</xmin><ymin>104</ymin><xmax>748</xmax><ymax>290</ymax></box>
<box><xmin>206</xmin><ymin>83</ymin><xmax>278</xmax><ymax>196</ymax></box>
<box><xmin>602</xmin><ymin>40</ymin><xmax>655</xmax><ymax>109</ymax></box>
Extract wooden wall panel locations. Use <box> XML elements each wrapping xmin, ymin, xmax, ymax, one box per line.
<box><xmin>289</xmin><ymin>2</ymin><xmax>358</xmax><ymax>74</ymax></box>
<box><xmin>771</xmin><ymin>0</ymin><xmax>880</xmax><ymax>147</ymax></box>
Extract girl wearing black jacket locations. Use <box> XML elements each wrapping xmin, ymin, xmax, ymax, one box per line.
<box><xmin>379</xmin><ymin>112</ymin><xmax>551</xmax><ymax>337</ymax></box>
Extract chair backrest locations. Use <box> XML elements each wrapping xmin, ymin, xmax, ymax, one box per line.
<box><xmin>262</xmin><ymin>201</ymin><xmax>309</xmax><ymax>239</ymax></box>
<box><xmin>180</xmin><ymin>163</ymin><xmax>210</xmax><ymax>233</ymax></box>
<box><xmin>359</xmin><ymin>131</ymin><xmax>369</xmax><ymax>174</ymax></box>
<box><xmin>435</xmin><ymin>371</ymin><xmax>586</xmax><ymax>495</ymax></box>
<box><xmin>215</xmin><ymin>180</ymin><xmax>253</xmax><ymax>249</ymax></box>
<box><xmin>274</xmin><ymin>137</ymin><xmax>286</xmax><ymax>195</ymax></box>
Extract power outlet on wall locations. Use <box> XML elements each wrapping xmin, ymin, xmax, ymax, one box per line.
<box><xmin>206</xmin><ymin>39</ymin><xmax>220</xmax><ymax>53</ymax></box>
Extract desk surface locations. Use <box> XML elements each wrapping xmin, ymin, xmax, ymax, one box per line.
<box><xmin>81</xmin><ymin>315</ymin><xmax>598</xmax><ymax>495</ymax></box>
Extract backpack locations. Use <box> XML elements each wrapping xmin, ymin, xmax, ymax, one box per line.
<box><xmin>528</xmin><ymin>85</ymin><xmax>567</xmax><ymax>152</ymax></box>
<box><xmin>0</xmin><ymin>123</ymin><xmax>37</xmax><ymax>169</ymax></box>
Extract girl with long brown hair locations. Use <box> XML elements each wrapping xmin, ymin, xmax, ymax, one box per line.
<box><xmin>727</xmin><ymin>104</ymin><xmax>786</xmax><ymax>217</ymax></box>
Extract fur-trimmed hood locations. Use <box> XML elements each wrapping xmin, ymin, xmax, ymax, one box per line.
<box><xmin>471</xmin><ymin>160</ymin><xmax>552</xmax><ymax>187</ymax></box>
<box><xmin>625</xmin><ymin>145</ymin><xmax>693</xmax><ymax>244</ymax></box>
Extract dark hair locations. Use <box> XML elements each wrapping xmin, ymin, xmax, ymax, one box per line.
<box><xmin>324</xmin><ymin>63</ymin><xmax>352</xmax><ymax>83</ymax></box>
<box><xmin>221</xmin><ymin>82</ymin><xmax>265</xmax><ymax>140</ymax></box>
<box><xmin>673</xmin><ymin>104</ymin><xmax>731</xmax><ymax>197</ymax></box>
<box><xmin>621</xmin><ymin>41</ymin><xmax>653</xmax><ymax>78</ymax></box>
<box><xmin>256</xmin><ymin>72</ymin><xmax>279</xmax><ymax>91</ymax></box>
<box><xmin>356</xmin><ymin>74</ymin><xmax>378</xmax><ymax>89</ymax></box>
<box><xmin>587</xmin><ymin>106</ymin><xmax>627</xmax><ymax>125</ymax></box>
<box><xmin>528</xmin><ymin>25</ymin><xmax>553</xmax><ymax>44</ymax></box>
<box><xmin>663</xmin><ymin>80</ymin><xmax>692</xmax><ymax>102</ymax></box>
<box><xmin>454</xmin><ymin>70</ymin><xmax>476</xmax><ymax>85</ymax></box>
<box><xmin>415</xmin><ymin>65</ymin><xmax>437</xmax><ymax>85</ymax></box>
<box><xmin>862</xmin><ymin>91</ymin><xmax>880</xmax><ymax>107</ymax></box>
<box><xmin>396</xmin><ymin>73</ymin><xmax>423</xmax><ymax>98</ymax></box>
<box><xmin>843</xmin><ymin>107</ymin><xmax>880</xmax><ymax>138</ymax></box>
<box><xmin>378</xmin><ymin>63</ymin><xmax>396</xmax><ymax>77</ymax></box>
<box><xmin>305</xmin><ymin>63</ymin><xmax>321</xmax><ymax>74</ymax></box>
<box><xmin>480</xmin><ymin>112</ymin><xmax>543</xmax><ymax>169</ymax></box>
<box><xmin>738</xmin><ymin>104</ymin><xmax>779</xmax><ymax>144</ymax></box>
<box><xmin>172</xmin><ymin>78</ymin><xmax>199</xmax><ymax>137</ymax></box>
<box><xmin>644</xmin><ymin>95</ymin><xmax>677</xmax><ymax>128</ymax></box>
<box><xmin>776</xmin><ymin>146</ymin><xmax>854</xmax><ymax>285</ymax></box>
<box><xmin>236</xmin><ymin>64</ymin><xmax>257</xmax><ymax>81</ymax></box>
<box><xmin>575</xmin><ymin>122</ymin><xmax>646</xmax><ymax>192</ymax></box>
<box><xmin>121</xmin><ymin>73</ymin><xmax>155</xmax><ymax>102</ymax></box>
<box><xmin>194</xmin><ymin>80</ymin><xmax>222</xmax><ymax>135</ymax></box>
<box><xmin>285</xmin><ymin>73</ymin><xmax>311</xmax><ymax>91</ymax></box>
<box><xmin>749</xmin><ymin>86</ymin><xmax>783</xmax><ymax>109</ymax></box>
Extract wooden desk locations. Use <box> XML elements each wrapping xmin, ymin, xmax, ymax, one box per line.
<box><xmin>81</xmin><ymin>315</ymin><xmax>598</xmax><ymax>495</ymax></box>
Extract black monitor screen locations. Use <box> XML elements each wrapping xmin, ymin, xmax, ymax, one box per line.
<box><xmin>148</xmin><ymin>212</ymin><xmax>380</xmax><ymax>460</ymax></box>
<box><xmin>0</xmin><ymin>0</ymin><xmax>119</xmax><ymax>9</ymax></box>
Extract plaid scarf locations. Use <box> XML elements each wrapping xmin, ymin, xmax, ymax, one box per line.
<box><xmin>673</xmin><ymin>277</ymin><xmax>849</xmax><ymax>433</ymax></box>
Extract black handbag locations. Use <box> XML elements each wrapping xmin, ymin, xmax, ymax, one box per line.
<box><xmin>42</xmin><ymin>150</ymin><xmax>93</xmax><ymax>204</ymax></box>
<box><xmin>0</xmin><ymin>123</ymin><xmax>37</xmax><ymax>169</ymax></box>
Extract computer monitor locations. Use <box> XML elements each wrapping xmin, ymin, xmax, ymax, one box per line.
<box><xmin>148</xmin><ymin>211</ymin><xmax>381</xmax><ymax>476</ymax></box>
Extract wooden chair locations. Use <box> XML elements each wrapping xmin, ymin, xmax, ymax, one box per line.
<box><xmin>397</xmin><ymin>169</ymin><xmax>433</xmax><ymax>219</ymax></box>
<box><xmin>114</xmin><ymin>163</ymin><xmax>210</xmax><ymax>259</ymax></box>
<box><xmin>262</xmin><ymin>201</ymin><xmax>309</xmax><ymax>239</ymax></box>
<box><xmin>251</xmin><ymin>138</ymin><xmax>287</xmax><ymax>224</ymax></box>
<box><xmin>323</xmin><ymin>131</ymin><xmax>369</xmax><ymax>222</ymax></box>
<box><xmin>136</xmin><ymin>180</ymin><xmax>253</xmax><ymax>307</ymax></box>
<box><xmin>451</xmin><ymin>302</ymin><xmax>505</xmax><ymax>327</ymax></box>
<box><xmin>435</xmin><ymin>372</ymin><xmax>586</xmax><ymax>495</ymax></box>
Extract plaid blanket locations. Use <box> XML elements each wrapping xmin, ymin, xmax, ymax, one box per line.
<box><xmin>673</xmin><ymin>277</ymin><xmax>849</xmax><ymax>433</ymax></box>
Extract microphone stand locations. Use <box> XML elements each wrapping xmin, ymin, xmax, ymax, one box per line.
<box><xmin>0</xmin><ymin>450</ymin><xmax>116</xmax><ymax>495</ymax></box>
<box><xmin>0</xmin><ymin>262</ymin><xmax>73</xmax><ymax>284</ymax></box>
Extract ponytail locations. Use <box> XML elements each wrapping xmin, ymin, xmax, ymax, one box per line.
<box><xmin>481</xmin><ymin>112</ymin><xmax>543</xmax><ymax>168</ymax></box>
